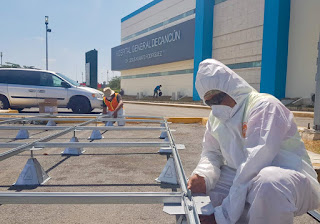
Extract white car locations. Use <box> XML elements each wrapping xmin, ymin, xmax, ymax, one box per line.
<box><xmin>0</xmin><ymin>68</ymin><xmax>104</xmax><ymax>113</ymax></box>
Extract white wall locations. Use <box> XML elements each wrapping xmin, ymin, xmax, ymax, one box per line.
<box><xmin>235</xmin><ymin>68</ymin><xmax>261</xmax><ymax>92</ymax></box>
<box><xmin>212</xmin><ymin>0</ymin><xmax>264</xmax><ymax>90</ymax></box>
<box><xmin>119</xmin><ymin>0</ymin><xmax>195</xmax><ymax>97</ymax></box>
<box><xmin>121</xmin><ymin>60</ymin><xmax>194</xmax><ymax>96</ymax></box>
<box><xmin>286</xmin><ymin>0</ymin><xmax>320</xmax><ymax>98</ymax></box>
<box><xmin>121</xmin><ymin>0</ymin><xmax>196</xmax><ymax>44</ymax></box>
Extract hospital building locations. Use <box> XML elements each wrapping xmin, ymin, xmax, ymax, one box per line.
<box><xmin>111</xmin><ymin>0</ymin><xmax>320</xmax><ymax>102</ymax></box>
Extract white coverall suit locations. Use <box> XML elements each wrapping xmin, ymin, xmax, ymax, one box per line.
<box><xmin>193</xmin><ymin>59</ymin><xmax>320</xmax><ymax>224</ymax></box>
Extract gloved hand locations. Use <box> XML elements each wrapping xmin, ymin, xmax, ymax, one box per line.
<box><xmin>187</xmin><ymin>174</ymin><xmax>206</xmax><ymax>193</ymax></box>
<box><xmin>199</xmin><ymin>214</ymin><xmax>216</xmax><ymax>224</ymax></box>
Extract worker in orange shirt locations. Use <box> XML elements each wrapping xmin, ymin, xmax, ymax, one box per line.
<box><xmin>102</xmin><ymin>87</ymin><xmax>125</xmax><ymax>126</ymax></box>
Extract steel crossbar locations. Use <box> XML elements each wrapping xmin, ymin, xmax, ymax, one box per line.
<box><xmin>0</xmin><ymin>126</ymin><xmax>166</xmax><ymax>131</ymax></box>
<box><xmin>0</xmin><ymin>192</ymin><xmax>182</xmax><ymax>204</ymax></box>
<box><xmin>0</xmin><ymin>117</ymin><xmax>28</xmax><ymax>124</ymax></box>
<box><xmin>0</xmin><ymin>113</ymin><xmax>163</xmax><ymax>119</ymax></box>
<box><xmin>0</xmin><ymin>142</ymin><xmax>171</xmax><ymax>148</ymax></box>
<box><xmin>0</xmin><ymin>114</ymin><xmax>164</xmax><ymax>126</ymax></box>
<box><xmin>17</xmin><ymin>118</ymin><xmax>165</xmax><ymax>123</ymax></box>
<box><xmin>307</xmin><ymin>210</ymin><xmax>320</xmax><ymax>222</ymax></box>
<box><xmin>0</xmin><ymin>114</ymin><xmax>49</xmax><ymax>125</ymax></box>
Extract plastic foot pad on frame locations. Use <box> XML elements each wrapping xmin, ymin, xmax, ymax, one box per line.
<box><xmin>46</xmin><ymin>120</ymin><xmax>56</xmax><ymax>126</ymax></box>
<box><xmin>155</xmin><ymin>157</ymin><xmax>178</xmax><ymax>185</ymax></box>
<box><xmin>88</xmin><ymin>130</ymin><xmax>103</xmax><ymax>140</ymax></box>
<box><xmin>15</xmin><ymin>129</ymin><xmax>29</xmax><ymax>139</ymax></box>
<box><xmin>14</xmin><ymin>158</ymin><xmax>50</xmax><ymax>186</ymax></box>
<box><xmin>62</xmin><ymin>137</ymin><xmax>85</xmax><ymax>156</ymax></box>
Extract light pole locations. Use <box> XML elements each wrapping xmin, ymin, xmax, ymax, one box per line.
<box><xmin>45</xmin><ymin>16</ymin><xmax>51</xmax><ymax>70</ymax></box>
<box><xmin>106</xmin><ymin>70</ymin><xmax>109</xmax><ymax>85</ymax></box>
<box><xmin>314</xmin><ymin>33</ymin><xmax>320</xmax><ymax>131</ymax></box>
<box><xmin>0</xmin><ymin>52</ymin><xmax>2</xmax><ymax>66</ymax></box>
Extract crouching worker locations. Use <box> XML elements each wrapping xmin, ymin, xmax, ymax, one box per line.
<box><xmin>102</xmin><ymin>87</ymin><xmax>125</xmax><ymax>126</ymax></box>
<box><xmin>188</xmin><ymin>59</ymin><xmax>320</xmax><ymax>224</ymax></box>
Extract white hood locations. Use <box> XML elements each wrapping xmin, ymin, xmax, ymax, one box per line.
<box><xmin>195</xmin><ymin>59</ymin><xmax>256</xmax><ymax>109</ymax></box>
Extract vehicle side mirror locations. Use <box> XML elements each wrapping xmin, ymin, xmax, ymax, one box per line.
<box><xmin>61</xmin><ymin>81</ymin><xmax>71</xmax><ymax>88</ymax></box>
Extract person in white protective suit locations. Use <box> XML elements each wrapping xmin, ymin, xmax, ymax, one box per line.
<box><xmin>187</xmin><ymin>59</ymin><xmax>320</xmax><ymax>224</ymax></box>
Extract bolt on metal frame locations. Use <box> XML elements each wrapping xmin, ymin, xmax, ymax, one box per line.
<box><xmin>0</xmin><ymin>113</ymin><xmax>203</xmax><ymax>224</ymax></box>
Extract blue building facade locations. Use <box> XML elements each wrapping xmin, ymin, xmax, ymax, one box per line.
<box><xmin>114</xmin><ymin>0</ymin><xmax>318</xmax><ymax>102</ymax></box>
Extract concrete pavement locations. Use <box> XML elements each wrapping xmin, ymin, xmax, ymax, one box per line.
<box><xmin>0</xmin><ymin>106</ymin><xmax>319</xmax><ymax>223</ymax></box>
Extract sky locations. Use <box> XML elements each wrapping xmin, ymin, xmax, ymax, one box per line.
<box><xmin>0</xmin><ymin>0</ymin><xmax>153</xmax><ymax>84</ymax></box>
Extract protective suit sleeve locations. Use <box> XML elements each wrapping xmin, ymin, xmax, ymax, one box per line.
<box><xmin>192</xmin><ymin>120</ymin><xmax>224</xmax><ymax>194</ymax></box>
<box><xmin>214</xmin><ymin>100</ymin><xmax>294</xmax><ymax>224</ymax></box>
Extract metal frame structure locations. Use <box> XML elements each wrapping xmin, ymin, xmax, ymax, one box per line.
<box><xmin>1</xmin><ymin>113</ymin><xmax>318</xmax><ymax>222</ymax></box>
<box><xmin>0</xmin><ymin>113</ymin><xmax>211</xmax><ymax>224</ymax></box>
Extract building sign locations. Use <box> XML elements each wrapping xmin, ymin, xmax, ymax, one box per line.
<box><xmin>111</xmin><ymin>19</ymin><xmax>195</xmax><ymax>70</ymax></box>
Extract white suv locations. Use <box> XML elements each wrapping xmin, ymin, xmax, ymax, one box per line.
<box><xmin>0</xmin><ymin>68</ymin><xmax>104</xmax><ymax>113</ymax></box>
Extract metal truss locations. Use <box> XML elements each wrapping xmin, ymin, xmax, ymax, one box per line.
<box><xmin>0</xmin><ymin>113</ymin><xmax>212</xmax><ymax>224</ymax></box>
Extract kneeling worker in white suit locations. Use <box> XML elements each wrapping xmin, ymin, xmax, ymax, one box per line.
<box><xmin>102</xmin><ymin>87</ymin><xmax>125</xmax><ymax>126</ymax></box>
<box><xmin>187</xmin><ymin>59</ymin><xmax>320</xmax><ymax>224</ymax></box>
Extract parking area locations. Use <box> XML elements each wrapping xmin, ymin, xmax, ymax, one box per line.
<box><xmin>0</xmin><ymin>118</ymin><xmax>318</xmax><ymax>223</ymax></box>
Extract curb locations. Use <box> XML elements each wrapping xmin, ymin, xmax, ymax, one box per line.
<box><xmin>292</xmin><ymin>111</ymin><xmax>314</xmax><ymax>118</ymax></box>
<box><xmin>123</xmin><ymin>101</ymin><xmax>210</xmax><ymax>109</ymax></box>
<box><xmin>0</xmin><ymin>109</ymin><xmax>19</xmax><ymax>113</ymax></box>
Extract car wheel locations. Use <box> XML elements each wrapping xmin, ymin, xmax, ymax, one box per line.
<box><xmin>70</xmin><ymin>97</ymin><xmax>91</xmax><ymax>114</ymax></box>
<box><xmin>0</xmin><ymin>96</ymin><xmax>10</xmax><ymax>110</ymax></box>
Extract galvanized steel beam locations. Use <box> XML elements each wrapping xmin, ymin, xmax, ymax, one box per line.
<box><xmin>0</xmin><ymin>142</ymin><xmax>170</xmax><ymax>148</ymax></box>
<box><xmin>0</xmin><ymin>192</ymin><xmax>182</xmax><ymax>204</ymax></box>
<box><xmin>0</xmin><ymin>126</ymin><xmax>166</xmax><ymax>131</ymax></box>
<box><xmin>165</xmin><ymin>122</ymin><xmax>201</xmax><ymax>224</ymax></box>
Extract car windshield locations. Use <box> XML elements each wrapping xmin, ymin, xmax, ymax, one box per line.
<box><xmin>57</xmin><ymin>73</ymin><xmax>80</xmax><ymax>87</ymax></box>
